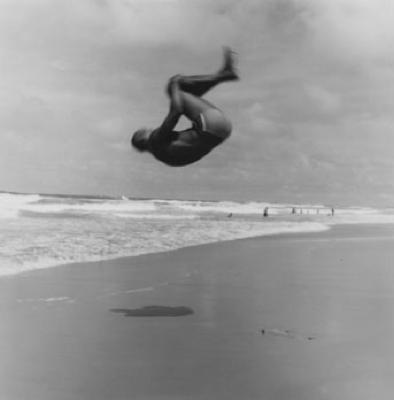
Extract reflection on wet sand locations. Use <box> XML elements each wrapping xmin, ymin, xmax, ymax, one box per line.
<box><xmin>111</xmin><ymin>305</ymin><xmax>194</xmax><ymax>317</ymax></box>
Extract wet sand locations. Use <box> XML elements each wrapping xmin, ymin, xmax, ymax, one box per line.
<box><xmin>1</xmin><ymin>224</ymin><xmax>394</xmax><ymax>399</ymax></box>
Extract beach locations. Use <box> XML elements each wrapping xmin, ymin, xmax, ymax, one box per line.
<box><xmin>1</xmin><ymin>223</ymin><xmax>394</xmax><ymax>399</ymax></box>
<box><xmin>2</xmin><ymin>1</ymin><xmax>394</xmax><ymax>399</ymax></box>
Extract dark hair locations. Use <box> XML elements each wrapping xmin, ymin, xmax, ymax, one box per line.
<box><xmin>131</xmin><ymin>129</ymin><xmax>149</xmax><ymax>151</ymax></box>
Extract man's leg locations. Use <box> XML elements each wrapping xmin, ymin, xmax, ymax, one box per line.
<box><xmin>177</xmin><ymin>90</ymin><xmax>216</xmax><ymax>121</ymax></box>
<box><xmin>166</xmin><ymin>47</ymin><xmax>238</xmax><ymax>97</ymax></box>
<box><xmin>170</xmin><ymin>80</ymin><xmax>232</xmax><ymax>142</ymax></box>
<box><xmin>177</xmin><ymin>89</ymin><xmax>232</xmax><ymax>141</ymax></box>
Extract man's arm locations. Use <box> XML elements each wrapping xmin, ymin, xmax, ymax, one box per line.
<box><xmin>156</xmin><ymin>108</ymin><xmax>181</xmax><ymax>137</ymax></box>
<box><xmin>168</xmin><ymin>75</ymin><xmax>183</xmax><ymax>114</ymax></box>
<box><xmin>151</xmin><ymin>77</ymin><xmax>184</xmax><ymax>144</ymax></box>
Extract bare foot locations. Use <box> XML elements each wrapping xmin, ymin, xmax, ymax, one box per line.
<box><xmin>219</xmin><ymin>46</ymin><xmax>239</xmax><ymax>80</ymax></box>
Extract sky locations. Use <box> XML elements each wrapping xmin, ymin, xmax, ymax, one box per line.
<box><xmin>1</xmin><ymin>0</ymin><xmax>394</xmax><ymax>205</ymax></box>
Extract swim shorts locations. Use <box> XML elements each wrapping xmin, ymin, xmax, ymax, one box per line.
<box><xmin>194</xmin><ymin>108</ymin><xmax>232</xmax><ymax>145</ymax></box>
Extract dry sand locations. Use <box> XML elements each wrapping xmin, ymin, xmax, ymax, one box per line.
<box><xmin>1</xmin><ymin>224</ymin><xmax>394</xmax><ymax>399</ymax></box>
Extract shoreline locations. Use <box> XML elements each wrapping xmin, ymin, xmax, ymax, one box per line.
<box><xmin>5</xmin><ymin>221</ymin><xmax>394</xmax><ymax>281</ymax></box>
<box><xmin>1</xmin><ymin>218</ymin><xmax>331</xmax><ymax>279</ymax></box>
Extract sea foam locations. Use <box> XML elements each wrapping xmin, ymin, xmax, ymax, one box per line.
<box><xmin>0</xmin><ymin>192</ymin><xmax>393</xmax><ymax>276</ymax></box>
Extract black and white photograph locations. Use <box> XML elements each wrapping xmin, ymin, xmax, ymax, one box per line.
<box><xmin>1</xmin><ymin>1</ymin><xmax>394</xmax><ymax>399</ymax></box>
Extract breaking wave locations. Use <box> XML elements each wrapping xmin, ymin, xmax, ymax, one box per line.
<box><xmin>0</xmin><ymin>191</ymin><xmax>393</xmax><ymax>276</ymax></box>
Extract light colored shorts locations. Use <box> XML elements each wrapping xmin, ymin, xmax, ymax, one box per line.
<box><xmin>196</xmin><ymin>108</ymin><xmax>232</xmax><ymax>142</ymax></box>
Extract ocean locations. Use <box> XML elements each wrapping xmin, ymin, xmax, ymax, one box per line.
<box><xmin>0</xmin><ymin>191</ymin><xmax>393</xmax><ymax>276</ymax></box>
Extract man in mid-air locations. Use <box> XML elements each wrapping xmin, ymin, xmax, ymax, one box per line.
<box><xmin>131</xmin><ymin>47</ymin><xmax>239</xmax><ymax>166</ymax></box>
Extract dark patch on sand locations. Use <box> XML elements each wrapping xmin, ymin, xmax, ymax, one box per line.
<box><xmin>111</xmin><ymin>305</ymin><xmax>194</xmax><ymax>317</ymax></box>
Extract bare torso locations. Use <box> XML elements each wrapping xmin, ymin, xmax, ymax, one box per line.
<box><xmin>148</xmin><ymin>127</ymin><xmax>220</xmax><ymax>166</ymax></box>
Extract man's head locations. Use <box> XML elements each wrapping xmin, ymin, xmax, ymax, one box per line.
<box><xmin>131</xmin><ymin>128</ymin><xmax>152</xmax><ymax>152</ymax></box>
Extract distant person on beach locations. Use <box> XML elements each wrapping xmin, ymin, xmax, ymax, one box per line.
<box><xmin>131</xmin><ymin>47</ymin><xmax>239</xmax><ymax>166</ymax></box>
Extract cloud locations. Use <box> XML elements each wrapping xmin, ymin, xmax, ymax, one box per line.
<box><xmin>0</xmin><ymin>0</ymin><xmax>394</xmax><ymax>204</ymax></box>
<box><xmin>297</xmin><ymin>0</ymin><xmax>394</xmax><ymax>66</ymax></box>
<box><xmin>305</xmin><ymin>85</ymin><xmax>341</xmax><ymax>114</ymax></box>
<box><xmin>244</xmin><ymin>102</ymin><xmax>279</xmax><ymax>134</ymax></box>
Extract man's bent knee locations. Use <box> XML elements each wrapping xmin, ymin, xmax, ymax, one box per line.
<box><xmin>165</xmin><ymin>74</ymin><xmax>185</xmax><ymax>97</ymax></box>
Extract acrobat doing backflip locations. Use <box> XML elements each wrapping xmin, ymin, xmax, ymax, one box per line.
<box><xmin>131</xmin><ymin>47</ymin><xmax>239</xmax><ymax>166</ymax></box>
